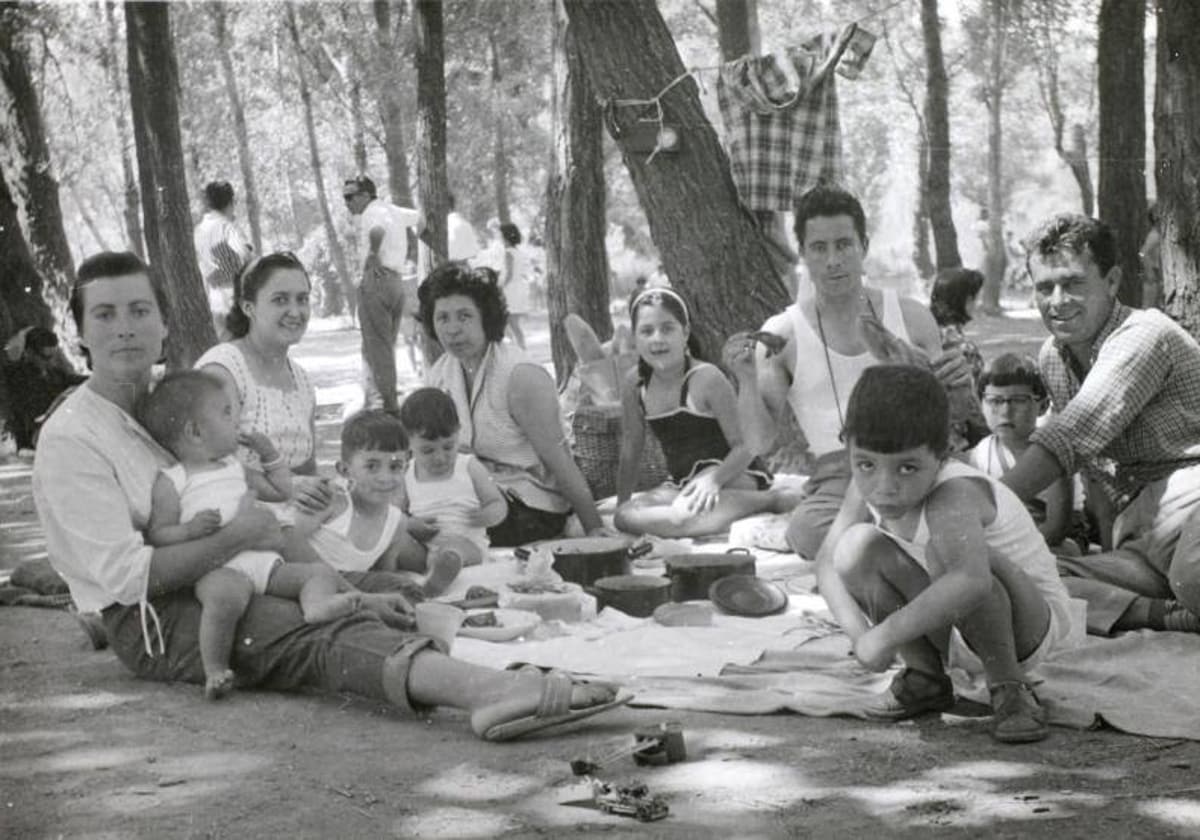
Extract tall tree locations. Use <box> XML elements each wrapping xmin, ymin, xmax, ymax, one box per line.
<box><xmin>920</xmin><ymin>0</ymin><xmax>961</xmax><ymax>269</ymax></box>
<box><xmin>0</xmin><ymin>164</ymin><xmax>52</xmax><ymax>338</ymax></box>
<box><xmin>562</xmin><ymin>0</ymin><xmax>787</xmax><ymax>361</ymax></box>
<box><xmin>715</xmin><ymin>0</ymin><xmax>759</xmax><ymax>61</ymax></box>
<box><xmin>100</xmin><ymin>1</ymin><xmax>144</xmax><ymax>256</ymax></box>
<box><xmin>1024</xmin><ymin>0</ymin><xmax>1094</xmax><ymax>215</ymax></box>
<box><xmin>414</xmin><ymin>0</ymin><xmax>448</xmax><ymax>263</ymax></box>
<box><xmin>545</xmin><ymin>1</ymin><xmax>611</xmax><ymax>383</ymax></box>
<box><xmin>0</xmin><ymin>6</ymin><xmax>76</xmax><ymax>304</ymax></box>
<box><xmin>210</xmin><ymin>3</ymin><xmax>264</xmax><ymax>253</ymax></box>
<box><xmin>125</xmin><ymin>1</ymin><xmax>215</xmax><ymax>368</ymax></box>
<box><xmin>979</xmin><ymin>0</ymin><xmax>1011</xmax><ymax>312</ymax></box>
<box><xmin>489</xmin><ymin>32</ymin><xmax>511</xmax><ymax>225</ymax></box>
<box><xmin>372</xmin><ymin>1</ymin><xmax>415</xmax><ymax>209</ymax></box>
<box><xmin>285</xmin><ymin>3</ymin><xmax>353</xmax><ymax>318</ymax></box>
<box><xmin>1155</xmin><ymin>0</ymin><xmax>1200</xmax><ymax>336</ymax></box>
<box><xmin>1097</xmin><ymin>0</ymin><xmax>1146</xmax><ymax>306</ymax></box>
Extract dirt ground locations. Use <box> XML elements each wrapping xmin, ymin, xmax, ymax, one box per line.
<box><xmin>5</xmin><ymin>309</ymin><xmax>1200</xmax><ymax>839</ymax></box>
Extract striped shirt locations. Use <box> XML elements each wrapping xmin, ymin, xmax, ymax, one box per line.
<box><xmin>1031</xmin><ymin>302</ymin><xmax>1200</xmax><ymax>507</ymax></box>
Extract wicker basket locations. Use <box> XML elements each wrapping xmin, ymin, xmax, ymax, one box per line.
<box><xmin>572</xmin><ymin>404</ymin><xmax>670</xmax><ymax>501</ymax></box>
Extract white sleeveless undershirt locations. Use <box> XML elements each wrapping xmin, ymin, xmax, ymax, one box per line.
<box><xmin>785</xmin><ymin>288</ymin><xmax>910</xmax><ymax>457</ymax></box>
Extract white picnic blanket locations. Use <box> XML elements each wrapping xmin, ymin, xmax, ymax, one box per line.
<box><xmin>445</xmin><ymin>546</ymin><xmax>1200</xmax><ymax>740</ymax></box>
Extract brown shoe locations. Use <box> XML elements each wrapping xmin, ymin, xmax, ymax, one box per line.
<box><xmin>989</xmin><ymin>681</ymin><xmax>1048</xmax><ymax>743</ymax></box>
<box><xmin>863</xmin><ymin>668</ymin><xmax>955</xmax><ymax>721</ymax></box>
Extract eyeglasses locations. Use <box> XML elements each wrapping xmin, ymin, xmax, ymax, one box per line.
<box><xmin>982</xmin><ymin>394</ymin><xmax>1036</xmax><ymax>409</ymax></box>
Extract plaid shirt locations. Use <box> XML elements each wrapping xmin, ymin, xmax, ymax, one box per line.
<box><xmin>717</xmin><ymin>36</ymin><xmax>843</xmax><ymax>212</ymax></box>
<box><xmin>1031</xmin><ymin>303</ymin><xmax>1200</xmax><ymax>507</ymax></box>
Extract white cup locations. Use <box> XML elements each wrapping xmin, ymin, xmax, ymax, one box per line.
<box><xmin>415</xmin><ymin>602</ymin><xmax>465</xmax><ymax>652</ymax></box>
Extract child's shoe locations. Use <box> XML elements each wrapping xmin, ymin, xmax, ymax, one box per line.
<box><xmin>989</xmin><ymin>681</ymin><xmax>1047</xmax><ymax>743</ymax></box>
<box><xmin>863</xmin><ymin>668</ymin><xmax>955</xmax><ymax>721</ymax></box>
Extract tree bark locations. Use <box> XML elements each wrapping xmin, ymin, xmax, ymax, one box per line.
<box><xmin>0</xmin><ymin>163</ymin><xmax>52</xmax><ymax>339</ymax></box>
<box><xmin>563</xmin><ymin>0</ymin><xmax>787</xmax><ymax>362</ymax></box>
<box><xmin>102</xmin><ymin>2</ymin><xmax>144</xmax><ymax>257</ymax></box>
<box><xmin>1155</xmin><ymin>0</ymin><xmax>1200</xmax><ymax>336</ymax></box>
<box><xmin>490</xmin><ymin>33</ymin><xmax>512</xmax><ymax>225</ymax></box>
<box><xmin>211</xmin><ymin>4</ymin><xmax>264</xmax><ymax>254</ymax></box>
<box><xmin>981</xmin><ymin>0</ymin><xmax>1008</xmax><ymax>313</ymax></box>
<box><xmin>0</xmin><ymin>10</ymin><xmax>76</xmax><ymax>305</ymax></box>
<box><xmin>285</xmin><ymin>3</ymin><xmax>353</xmax><ymax>318</ymax></box>
<box><xmin>125</xmin><ymin>1</ymin><xmax>215</xmax><ymax>369</ymax></box>
<box><xmin>373</xmin><ymin>0</ymin><xmax>415</xmax><ymax>209</ymax></box>
<box><xmin>545</xmin><ymin>1</ymin><xmax>612</xmax><ymax>384</ymax></box>
<box><xmin>913</xmin><ymin>130</ymin><xmax>935</xmax><ymax>280</ymax></box>
<box><xmin>414</xmin><ymin>0</ymin><xmax>449</xmax><ymax>265</ymax></box>
<box><xmin>920</xmin><ymin>0</ymin><xmax>961</xmax><ymax>269</ymax></box>
<box><xmin>1098</xmin><ymin>0</ymin><xmax>1147</xmax><ymax>307</ymax></box>
<box><xmin>715</xmin><ymin>0</ymin><xmax>759</xmax><ymax>61</ymax></box>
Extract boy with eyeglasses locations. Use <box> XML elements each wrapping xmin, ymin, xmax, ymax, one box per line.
<box><xmin>967</xmin><ymin>354</ymin><xmax>1076</xmax><ymax>553</ymax></box>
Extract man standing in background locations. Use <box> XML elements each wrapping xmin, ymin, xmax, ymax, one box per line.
<box><xmin>343</xmin><ymin>175</ymin><xmax>421</xmax><ymax>414</ymax></box>
<box><xmin>446</xmin><ymin>193</ymin><xmax>480</xmax><ymax>262</ymax></box>
<box><xmin>194</xmin><ymin>180</ymin><xmax>254</xmax><ymax>340</ymax></box>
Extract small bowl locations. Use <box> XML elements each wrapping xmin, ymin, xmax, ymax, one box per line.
<box><xmin>708</xmin><ymin>575</ymin><xmax>788</xmax><ymax>617</ymax></box>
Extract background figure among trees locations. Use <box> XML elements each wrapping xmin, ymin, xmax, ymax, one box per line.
<box><xmin>194</xmin><ymin>180</ymin><xmax>254</xmax><ymax>342</ymax></box>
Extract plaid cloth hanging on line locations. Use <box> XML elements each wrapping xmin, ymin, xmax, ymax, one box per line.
<box><xmin>717</xmin><ymin>33</ymin><xmax>845</xmax><ymax>212</ymax></box>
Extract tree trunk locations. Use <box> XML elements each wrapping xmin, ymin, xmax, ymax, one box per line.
<box><xmin>211</xmin><ymin>4</ymin><xmax>264</xmax><ymax>253</ymax></box>
<box><xmin>1098</xmin><ymin>0</ymin><xmax>1146</xmax><ymax>307</ymax></box>
<box><xmin>272</xmin><ymin>31</ymin><xmax>306</xmax><ymax>249</ymax></box>
<box><xmin>0</xmin><ymin>11</ymin><xmax>76</xmax><ymax>305</ymax></box>
<box><xmin>373</xmin><ymin>1</ymin><xmax>414</xmax><ymax>209</ymax></box>
<box><xmin>125</xmin><ymin>1</ymin><xmax>215</xmax><ymax>369</ymax></box>
<box><xmin>0</xmin><ymin>164</ymin><xmax>52</xmax><ymax>339</ymax></box>
<box><xmin>350</xmin><ymin>76</ymin><xmax>369</xmax><ymax>174</ymax></box>
<box><xmin>1065</xmin><ymin>124</ymin><xmax>1094</xmax><ymax>216</ymax></box>
<box><xmin>913</xmin><ymin>130</ymin><xmax>935</xmax><ymax>280</ymax></box>
<box><xmin>102</xmin><ymin>2</ymin><xmax>144</xmax><ymax>257</ymax></box>
<box><xmin>490</xmin><ymin>33</ymin><xmax>512</xmax><ymax>226</ymax></box>
<box><xmin>715</xmin><ymin>0</ymin><xmax>759</xmax><ymax>61</ymax></box>
<box><xmin>920</xmin><ymin>0</ymin><xmax>961</xmax><ymax>269</ymax></box>
<box><xmin>67</xmin><ymin>180</ymin><xmax>110</xmax><ymax>253</ymax></box>
<box><xmin>981</xmin><ymin>0</ymin><xmax>1007</xmax><ymax>313</ymax></box>
<box><xmin>413</xmin><ymin>0</ymin><xmax>448</xmax><ymax>364</ymax></box>
<box><xmin>545</xmin><ymin>0</ymin><xmax>612</xmax><ymax>384</ymax></box>
<box><xmin>1155</xmin><ymin>0</ymin><xmax>1200</xmax><ymax>336</ymax></box>
<box><xmin>414</xmin><ymin>0</ymin><xmax>448</xmax><ymax>260</ymax></box>
<box><xmin>285</xmin><ymin>3</ymin><xmax>353</xmax><ymax>318</ymax></box>
<box><xmin>563</xmin><ymin>0</ymin><xmax>787</xmax><ymax>362</ymax></box>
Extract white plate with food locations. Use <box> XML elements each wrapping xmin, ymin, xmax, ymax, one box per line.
<box><xmin>457</xmin><ymin>608</ymin><xmax>541</xmax><ymax>642</ymax></box>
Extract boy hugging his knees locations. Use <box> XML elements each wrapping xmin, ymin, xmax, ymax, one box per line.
<box><xmin>139</xmin><ymin>371</ymin><xmax>363</xmax><ymax>701</ymax></box>
<box><xmin>397</xmin><ymin>388</ymin><xmax>509</xmax><ymax>569</ymax></box>
<box><xmin>816</xmin><ymin>365</ymin><xmax>1079</xmax><ymax>744</ymax></box>
<box><xmin>296</xmin><ymin>410</ymin><xmax>462</xmax><ymax>598</ymax></box>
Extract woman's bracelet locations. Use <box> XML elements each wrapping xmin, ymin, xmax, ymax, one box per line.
<box><xmin>260</xmin><ymin>454</ymin><xmax>286</xmax><ymax>472</ymax></box>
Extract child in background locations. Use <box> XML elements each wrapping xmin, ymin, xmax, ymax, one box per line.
<box><xmin>929</xmin><ymin>267</ymin><xmax>985</xmax><ymax>383</ymax></box>
<box><xmin>298</xmin><ymin>410</ymin><xmax>461</xmax><ymax>597</ymax></box>
<box><xmin>967</xmin><ymin>354</ymin><xmax>1076</xmax><ymax>554</ymax></box>
<box><xmin>139</xmin><ymin>371</ymin><xmax>366</xmax><ymax>701</ymax></box>
<box><xmin>614</xmin><ymin>288</ymin><xmax>784</xmax><ymax>538</ymax></box>
<box><xmin>816</xmin><ymin>365</ymin><xmax>1078</xmax><ymax>743</ymax></box>
<box><xmin>398</xmin><ymin>388</ymin><xmax>508</xmax><ymax>567</ymax></box>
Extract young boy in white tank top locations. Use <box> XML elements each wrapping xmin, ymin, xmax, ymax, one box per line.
<box><xmin>815</xmin><ymin>365</ymin><xmax>1079</xmax><ymax>744</ymax></box>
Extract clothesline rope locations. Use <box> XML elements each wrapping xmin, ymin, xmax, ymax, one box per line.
<box><xmin>610</xmin><ymin>0</ymin><xmax>911</xmax><ymax>115</ymax></box>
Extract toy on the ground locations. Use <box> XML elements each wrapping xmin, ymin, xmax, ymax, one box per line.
<box><xmin>570</xmin><ymin>722</ymin><xmax>686</xmax><ymax>775</ymax></box>
<box><xmin>591</xmin><ymin>779</ymin><xmax>669</xmax><ymax>822</ymax></box>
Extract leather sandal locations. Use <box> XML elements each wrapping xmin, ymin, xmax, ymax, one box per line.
<box><xmin>863</xmin><ymin>668</ymin><xmax>955</xmax><ymax>721</ymax></box>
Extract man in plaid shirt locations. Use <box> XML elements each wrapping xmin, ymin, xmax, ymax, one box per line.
<box><xmin>1002</xmin><ymin>214</ymin><xmax>1200</xmax><ymax>635</ymax></box>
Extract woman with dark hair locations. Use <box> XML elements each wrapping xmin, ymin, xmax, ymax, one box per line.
<box><xmin>194</xmin><ymin>252</ymin><xmax>327</xmax><ymax>506</ymax></box>
<box><xmin>499</xmin><ymin>223</ymin><xmax>531</xmax><ymax>349</ymax></box>
<box><xmin>31</xmin><ymin>250</ymin><xmax>631</xmax><ymax>740</ymax></box>
<box><xmin>929</xmin><ymin>268</ymin><xmax>985</xmax><ymax>382</ymax></box>
<box><xmin>419</xmin><ymin>262</ymin><xmax>606</xmax><ymax>545</ymax></box>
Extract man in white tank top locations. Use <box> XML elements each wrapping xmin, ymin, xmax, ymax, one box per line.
<box><xmin>727</xmin><ymin>186</ymin><xmax>970</xmax><ymax>560</ymax></box>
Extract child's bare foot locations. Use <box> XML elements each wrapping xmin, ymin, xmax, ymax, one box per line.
<box><xmin>424</xmin><ymin>547</ymin><xmax>463</xmax><ymax>597</ymax></box>
<box><xmin>204</xmin><ymin>669</ymin><xmax>236</xmax><ymax>701</ymax></box>
<box><xmin>303</xmin><ymin>591</ymin><xmax>363</xmax><ymax>624</ymax></box>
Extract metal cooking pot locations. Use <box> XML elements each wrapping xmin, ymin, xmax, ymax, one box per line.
<box><xmin>664</xmin><ymin>548</ymin><xmax>756</xmax><ymax>602</ymax></box>
<box><xmin>592</xmin><ymin>575</ymin><xmax>672</xmax><ymax>618</ymax></box>
<box><xmin>518</xmin><ymin>537</ymin><xmax>653</xmax><ymax>588</ymax></box>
